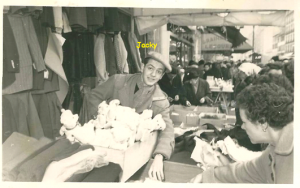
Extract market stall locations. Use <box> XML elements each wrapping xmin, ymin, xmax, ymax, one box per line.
<box><xmin>2</xmin><ymin>6</ymin><xmax>293</xmax><ymax>184</ymax></box>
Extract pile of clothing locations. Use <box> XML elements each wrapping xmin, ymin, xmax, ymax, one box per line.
<box><xmin>60</xmin><ymin>99</ymin><xmax>167</xmax><ymax>150</ymax></box>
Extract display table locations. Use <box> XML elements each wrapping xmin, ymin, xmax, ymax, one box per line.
<box><xmin>210</xmin><ymin>86</ymin><xmax>234</xmax><ymax>114</ymax></box>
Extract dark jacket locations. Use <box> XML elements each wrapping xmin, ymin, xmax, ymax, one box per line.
<box><xmin>179</xmin><ymin>78</ymin><xmax>212</xmax><ymax>106</ymax></box>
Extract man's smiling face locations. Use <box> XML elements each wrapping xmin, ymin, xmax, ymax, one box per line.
<box><xmin>142</xmin><ymin>59</ymin><xmax>165</xmax><ymax>86</ymax></box>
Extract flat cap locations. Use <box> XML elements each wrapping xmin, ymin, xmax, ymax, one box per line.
<box><xmin>145</xmin><ymin>51</ymin><xmax>172</xmax><ymax>73</ymax></box>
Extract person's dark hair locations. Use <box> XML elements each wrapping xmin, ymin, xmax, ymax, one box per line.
<box><xmin>189</xmin><ymin>60</ymin><xmax>198</xmax><ymax>66</ymax></box>
<box><xmin>198</xmin><ymin>60</ymin><xmax>205</xmax><ymax>65</ymax></box>
<box><xmin>236</xmin><ymin>83</ymin><xmax>293</xmax><ymax>129</ymax></box>
<box><xmin>252</xmin><ymin>73</ymin><xmax>294</xmax><ymax>95</ymax></box>
<box><xmin>259</xmin><ymin>62</ymin><xmax>283</xmax><ymax>75</ymax></box>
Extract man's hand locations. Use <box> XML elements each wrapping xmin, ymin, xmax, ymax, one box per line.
<box><xmin>186</xmin><ymin>101</ymin><xmax>192</xmax><ymax>107</ymax></box>
<box><xmin>200</xmin><ymin>97</ymin><xmax>205</xmax><ymax>103</ymax></box>
<box><xmin>189</xmin><ymin>173</ymin><xmax>203</xmax><ymax>183</ymax></box>
<box><xmin>148</xmin><ymin>154</ymin><xmax>164</xmax><ymax>181</ymax></box>
<box><xmin>175</xmin><ymin>95</ymin><xmax>179</xmax><ymax>101</ymax></box>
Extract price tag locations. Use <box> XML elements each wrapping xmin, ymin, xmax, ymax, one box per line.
<box><xmin>11</xmin><ymin>60</ymin><xmax>15</xmax><ymax>69</ymax></box>
<box><xmin>44</xmin><ymin>69</ymin><xmax>49</xmax><ymax>79</ymax></box>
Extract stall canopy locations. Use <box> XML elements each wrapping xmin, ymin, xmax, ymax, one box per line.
<box><xmin>201</xmin><ymin>32</ymin><xmax>253</xmax><ymax>55</ymax></box>
<box><xmin>134</xmin><ymin>8</ymin><xmax>287</xmax><ymax>35</ymax></box>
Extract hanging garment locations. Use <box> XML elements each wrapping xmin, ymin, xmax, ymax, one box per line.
<box><xmin>68</xmin><ymin>7</ymin><xmax>88</xmax><ymax>32</ymax></box>
<box><xmin>44</xmin><ymin>28</ymin><xmax>69</xmax><ymax>104</ymax></box>
<box><xmin>2</xmin><ymin>92</ymin><xmax>45</xmax><ymax>139</ymax></box>
<box><xmin>3</xmin><ymin>14</ymin><xmax>18</xmax><ymax>89</ymax></box>
<box><xmin>31</xmin><ymin>16</ymin><xmax>60</xmax><ymax>94</ymax></box>
<box><xmin>16</xmin><ymin>138</ymin><xmax>72</xmax><ymax>182</ymax></box>
<box><xmin>2</xmin><ymin>97</ymin><xmax>18</xmax><ymax>143</ymax></box>
<box><xmin>129</xmin><ymin>32</ymin><xmax>143</xmax><ymax>71</ymax></box>
<box><xmin>114</xmin><ymin>34</ymin><xmax>123</xmax><ymax>73</ymax></box>
<box><xmin>31</xmin><ymin>16</ymin><xmax>49</xmax><ymax>58</ymax></box>
<box><xmin>94</xmin><ymin>33</ymin><xmax>108</xmax><ymax>83</ymax></box>
<box><xmin>32</xmin><ymin>66</ymin><xmax>45</xmax><ymax>90</ymax></box>
<box><xmin>2</xmin><ymin>137</ymin><xmax>53</xmax><ymax>181</ymax></box>
<box><xmin>86</xmin><ymin>7</ymin><xmax>104</xmax><ymax>33</ymax></box>
<box><xmin>3</xmin><ymin>15</ymin><xmax>33</xmax><ymax>94</ymax></box>
<box><xmin>104</xmin><ymin>8</ymin><xmax>131</xmax><ymax>32</ymax></box>
<box><xmin>62</xmin><ymin>82</ymin><xmax>83</xmax><ymax>115</ymax></box>
<box><xmin>121</xmin><ymin>32</ymin><xmax>137</xmax><ymax>74</ymax></box>
<box><xmin>118</xmin><ymin>33</ymin><xmax>129</xmax><ymax>73</ymax></box>
<box><xmin>63</xmin><ymin>32</ymin><xmax>96</xmax><ymax>82</ymax></box>
<box><xmin>134</xmin><ymin>22</ymin><xmax>147</xmax><ymax>61</ymax></box>
<box><xmin>32</xmin><ymin>92</ymin><xmax>62</xmax><ymax>139</ymax></box>
<box><xmin>62</xmin><ymin>11</ymin><xmax>72</xmax><ymax>33</ymax></box>
<box><xmin>104</xmin><ymin>34</ymin><xmax>118</xmax><ymax>76</ymax></box>
<box><xmin>21</xmin><ymin>15</ymin><xmax>46</xmax><ymax>72</ymax></box>
<box><xmin>53</xmin><ymin>7</ymin><xmax>63</xmax><ymax>32</ymax></box>
<box><xmin>128</xmin><ymin>32</ymin><xmax>142</xmax><ymax>72</ymax></box>
<box><xmin>40</xmin><ymin>7</ymin><xmax>55</xmax><ymax>28</ymax></box>
<box><xmin>21</xmin><ymin>15</ymin><xmax>47</xmax><ymax>91</ymax></box>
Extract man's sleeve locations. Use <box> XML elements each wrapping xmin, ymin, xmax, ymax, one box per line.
<box><xmin>205</xmin><ymin>81</ymin><xmax>212</xmax><ymax>99</ymax></box>
<box><xmin>152</xmin><ymin>100</ymin><xmax>175</xmax><ymax>160</ymax></box>
<box><xmin>80</xmin><ymin>75</ymin><xmax>117</xmax><ymax>123</ymax></box>
<box><xmin>179</xmin><ymin>85</ymin><xmax>188</xmax><ymax>106</ymax></box>
<box><xmin>202</xmin><ymin>150</ymin><xmax>267</xmax><ymax>183</ymax></box>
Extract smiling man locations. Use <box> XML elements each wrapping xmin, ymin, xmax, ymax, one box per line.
<box><xmin>81</xmin><ymin>51</ymin><xmax>175</xmax><ymax>182</ymax></box>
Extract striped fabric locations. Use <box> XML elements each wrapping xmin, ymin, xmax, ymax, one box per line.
<box><xmin>3</xmin><ymin>16</ymin><xmax>33</xmax><ymax>94</ymax></box>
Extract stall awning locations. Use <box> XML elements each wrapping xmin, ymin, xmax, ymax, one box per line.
<box><xmin>134</xmin><ymin>9</ymin><xmax>287</xmax><ymax>35</ymax></box>
<box><xmin>201</xmin><ymin>32</ymin><xmax>253</xmax><ymax>54</ymax></box>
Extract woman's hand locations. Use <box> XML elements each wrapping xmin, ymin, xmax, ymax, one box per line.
<box><xmin>175</xmin><ymin>95</ymin><xmax>179</xmax><ymax>101</ymax></box>
<box><xmin>148</xmin><ymin>154</ymin><xmax>164</xmax><ymax>181</ymax></box>
<box><xmin>189</xmin><ymin>173</ymin><xmax>203</xmax><ymax>183</ymax></box>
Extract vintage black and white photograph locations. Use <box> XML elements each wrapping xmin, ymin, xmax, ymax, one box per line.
<box><xmin>1</xmin><ymin>0</ymin><xmax>298</xmax><ymax>185</ymax></box>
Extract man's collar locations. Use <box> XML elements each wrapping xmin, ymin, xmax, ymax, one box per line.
<box><xmin>274</xmin><ymin>122</ymin><xmax>293</xmax><ymax>155</ymax></box>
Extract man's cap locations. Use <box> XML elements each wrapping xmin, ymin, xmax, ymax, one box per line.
<box><xmin>145</xmin><ymin>51</ymin><xmax>172</xmax><ymax>73</ymax></box>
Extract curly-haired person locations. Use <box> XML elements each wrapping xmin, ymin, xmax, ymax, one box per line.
<box><xmin>190</xmin><ymin>82</ymin><xmax>293</xmax><ymax>184</ymax></box>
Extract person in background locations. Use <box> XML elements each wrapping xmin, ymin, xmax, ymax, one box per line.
<box><xmin>190</xmin><ymin>80</ymin><xmax>293</xmax><ymax>183</ymax></box>
<box><xmin>179</xmin><ymin>69</ymin><xmax>213</xmax><ymax>107</ymax></box>
<box><xmin>210</xmin><ymin>62</ymin><xmax>223</xmax><ymax>79</ymax></box>
<box><xmin>81</xmin><ymin>51</ymin><xmax>174</xmax><ymax>182</ymax></box>
<box><xmin>203</xmin><ymin>62</ymin><xmax>213</xmax><ymax>80</ymax></box>
<box><xmin>184</xmin><ymin>61</ymin><xmax>203</xmax><ymax>82</ymax></box>
<box><xmin>259</xmin><ymin>62</ymin><xmax>283</xmax><ymax>75</ymax></box>
<box><xmin>171</xmin><ymin>66</ymin><xmax>185</xmax><ymax>104</ymax></box>
<box><xmin>220</xmin><ymin>61</ymin><xmax>230</xmax><ymax>80</ymax></box>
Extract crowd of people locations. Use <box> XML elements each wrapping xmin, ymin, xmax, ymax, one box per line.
<box><xmin>158</xmin><ymin>58</ymin><xmax>294</xmax><ymax>111</ymax></box>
